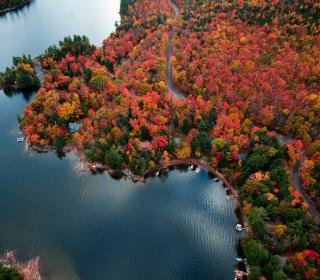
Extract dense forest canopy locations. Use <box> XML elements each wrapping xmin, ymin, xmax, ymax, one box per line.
<box><xmin>9</xmin><ymin>0</ymin><xmax>320</xmax><ymax>278</ymax></box>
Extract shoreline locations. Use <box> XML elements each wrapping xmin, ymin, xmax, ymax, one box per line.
<box><xmin>0</xmin><ymin>0</ymin><xmax>32</xmax><ymax>16</ymax></box>
<box><xmin>0</xmin><ymin>250</ymin><xmax>41</xmax><ymax>280</ymax></box>
<box><xmin>26</xmin><ymin>143</ymin><xmax>242</xmax><ymax>223</ymax></box>
<box><xmin>27</xmin><ymin>143</ymin><xmax>237</xmax><ymax>195</ymax></box>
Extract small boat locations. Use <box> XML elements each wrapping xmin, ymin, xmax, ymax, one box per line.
<box><xmin>17</xmin><ymin>137</ymin><xmax>24</xmax><ymax>143</ymax></box>
<box><xmin>226</xmin><ymin>195</ymin><xmax>231</xmax><ymax>201</ymax></box>
<box><xmin>156</xmin><ymin>171</ymin><xmax>160</xmax><ymax>176</ymax></box>
<box><xmin>235</xmin><ymin>257</ymin><xmax>243</xmax><ymax>262</ymax></box>
<box><xmin>195</xmin><ymin>167</ymin><xmax>201</xmax><ymax>173</ymax></box>
<box><xmin>236</xmin><ymin>224</ymin><xmax>243</xmax><ymax>231</ymax></box>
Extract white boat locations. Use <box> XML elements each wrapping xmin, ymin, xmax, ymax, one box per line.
<box><xmin>156</xmin><ymin>171</ymin><xmax>160</xmax><ymax>176</ymax></box>
<box><xmin>17</xmin><ymin>137</ymin><xmax>24</xmax><ymax>143</ymax></box>
<box><xmin>235</xmin><ymin>257</ymin><xmax>243</xmax><ymax>262</ymax></box>
<box><xmin>226</xmin><ymin>195</ymin><xmax>231</xmax><ymax>201</ymax></box>
<box><xmin>190</xmin><ymin>165</ymin><xmax>194</xmax><ymax>169</ymax></box>
<box><xmin>236</xmin><ymin>224</ymin><xmax>243</xmax><ymax>231</ymax></box>
<box><xmin>195</xmin><ymin>167</ymin><xmax>201</xmax><ymax>173</ymax></box>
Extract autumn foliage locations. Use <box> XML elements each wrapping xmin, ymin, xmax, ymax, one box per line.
<box><xmin>19</xmin><ymin>0</ymin><xmax>320</xmax><ymax>278</ymax></box>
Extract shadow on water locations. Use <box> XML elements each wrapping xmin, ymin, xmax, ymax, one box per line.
<box><xmin>3</xmin><ymin>86</ymin><xmax>37</xmax><ymax>101</ymax></box>
<box><xmin>56</xmin><ymin>150</ymin><xmax>66</xmax><ymax>159</ymax></box>
<box><xmin>0</xmin><ymin>0</ymin><xmax>35</xmax><ymax>19</ymax></box>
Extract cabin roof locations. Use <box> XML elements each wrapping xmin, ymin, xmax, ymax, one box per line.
<box><xmin>68</xmin><ymin>122</ymin><xmax>82</xmax><ymax>133</ymax></box>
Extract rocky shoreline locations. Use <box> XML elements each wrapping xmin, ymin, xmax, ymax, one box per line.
<box><xmin>0</xmin><ymin>251</ymin><xmax>41</xmax><ymax>280</ymax></box>
<box><xmin>72</xmin><ymin>146</ymin><xmax>237</xmax><ymax>194</ymax></box>
<box><xmin>25</xmin><ymin>141</ymin><xmax>237</xmax><ymax>195</ymax></box>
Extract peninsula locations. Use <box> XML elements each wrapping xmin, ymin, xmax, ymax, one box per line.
<box><xmin>6</xmin><ymin>0</ymin><xmax>320</xmax><ymax>279</ymax></box>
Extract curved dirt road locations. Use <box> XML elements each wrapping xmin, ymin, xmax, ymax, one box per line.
<box><xmin>166</xmin><ymin>0</ymin><xmax>320</xmax><ymax>223</ymax></box>
<box><xmin>166</xmin><ymin>0</ymin><xmax>185</xmax><ymax>99</ymax></box>
<box><xmin>276</xmin><ymin>135</ymin><xmax>320</xmax><ymax>223</ymax></box>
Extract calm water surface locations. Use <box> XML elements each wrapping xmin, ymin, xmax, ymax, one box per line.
<box><xmin>0</xmin><ymin>1</ymin><xmax>239</xmax><ymax>279</ymax></box>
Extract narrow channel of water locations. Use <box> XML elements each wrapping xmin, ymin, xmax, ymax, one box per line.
<box><xmin>0</xmin><ymin>1</ymin><xmax>239</xmax><ymax>279</ymax></box>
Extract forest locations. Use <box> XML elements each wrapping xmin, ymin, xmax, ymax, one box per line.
<box><xmin>0</xmin><ymin>55</ymin><xmax>40</xmax><ymax>90</ymax></box>
<box><xmin>14</xmin><ymin>0</ymin><xmax>320</xmax><ymax>278</ymax></box>
<box><xmin>0</xmin><ymin>263</ymin><xmax>23</xmax><ymax>280</ymax></box>
<box><xmin>171</xmin><ymin>0</ymin><xmax>320</xmax><ymax>214</ymax></box>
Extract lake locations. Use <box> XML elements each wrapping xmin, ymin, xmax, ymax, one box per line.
<box><xmin>0</xmin><ymin>0</ymin><xmax>239</xmax><ymax>279</ymax></box>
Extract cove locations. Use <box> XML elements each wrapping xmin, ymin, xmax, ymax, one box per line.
<box><xmin>0</xmin><ymin>0</ymin><xmax>239</xmax><ymax>279</ymax></box>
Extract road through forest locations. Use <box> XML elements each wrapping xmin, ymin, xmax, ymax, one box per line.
<box><xmin>166</xmin><ymin>0</ymin><xmax>320</xmax><ymax>223</ymax></box>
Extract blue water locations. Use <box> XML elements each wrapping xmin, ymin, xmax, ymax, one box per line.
<box><xmin>0</xmin><ymin>1</ymin><xmax>239</xmax><ymax>279</ymax></box>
